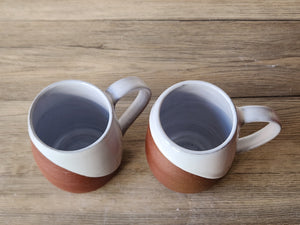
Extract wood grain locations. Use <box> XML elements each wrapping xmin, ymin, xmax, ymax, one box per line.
<box><xmin>0</xmin><ymin>97</ymin><xmax>299</xmax><ymax>224</ymax></box>
<box><xmin>0</xmin><ymin>0</ymin><xmax>299</xmax><ymax>21</ymax></box>
<box><xmin>0</xmin><ymin>1</ymin><xmax>299</xmax><ymax>224</ymax></box>
<box><xmin>0</xmin><ymin>21</ymin><xmax>299</xmax><ymax>100</ymax></box>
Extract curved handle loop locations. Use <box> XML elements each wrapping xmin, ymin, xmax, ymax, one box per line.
<box><xmin>237</xmin><ymin>106</ymin><xmax>281</xmax><ymax>152</ymax></box>
<box><xmin>106</xmin><ymin>77</ymin><xmax>151</xmax><ymax>135</ymax></box>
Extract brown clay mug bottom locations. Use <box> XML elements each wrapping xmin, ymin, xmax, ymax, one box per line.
<box><xmin>146</xmin><ymin>128</ymin><xmax>218</xmax><ymax>193</ymax></box>
<box><xmin>32</xmin><ymin>143</ymin><xmax>117</xmax><ymax>193</ymax></box>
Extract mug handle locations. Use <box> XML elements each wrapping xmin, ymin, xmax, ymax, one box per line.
<box><xmin>237</xmin><ymin>106</ymin><xmax>281</xmax><ymax>152</ymax></box>
<box><xmin>106</xmin><ymin>77</ymin><xmax>151</xmax><ymax>135</ymax></box>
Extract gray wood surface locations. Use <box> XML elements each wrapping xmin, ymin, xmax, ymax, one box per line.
<box><xmin>0</xmin><ymin>1</ymin><xmax>299</xmax><ymax>224</ymax></box>
<box><xmin>0</xmin><ymin>0</ymin><xmax>299</xmax><ymax>20</ymax></box>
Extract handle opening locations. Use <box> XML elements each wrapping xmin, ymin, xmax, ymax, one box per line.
<box><xmin>106</xmin><ymin>77</ymin><xmax>151</xmax><ymax>135</ymax></box>
<box><xmin>237</xmin><ymin>106</ymin><xmax>281</xmax><ymax>152</ymax></box>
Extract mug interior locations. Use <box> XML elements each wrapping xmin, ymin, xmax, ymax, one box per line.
<box><xmin>159</xmin><ymin>83</ymin><xmax>235</xmax><ymax>151</ymax></box>
<box><xmin>29</xmin><ymin>81</ymin><xmax>111</xmax><ymax>151</ymax></box>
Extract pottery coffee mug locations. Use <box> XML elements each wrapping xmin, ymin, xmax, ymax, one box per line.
<box><xmin>146</xmin><ymin>80</ymin><xmax>281</xmax><ymax>193</ymax></box>
<box><xmin>28</xmin><ymin>77</ymin><xmax>151</xmax><ymax>193</ymax></box>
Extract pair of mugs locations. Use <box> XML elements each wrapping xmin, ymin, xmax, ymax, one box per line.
<box><xmin>28</xmin><ymin>77</ymin><xmax>281</xmax><ymax>193</ymax></box>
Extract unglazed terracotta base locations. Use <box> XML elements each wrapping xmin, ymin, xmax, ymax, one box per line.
<box><xmin>145</xmin><ymin>127</ymin><xmax>218</xmax><ymax>193</ymax></box>
<box><xmin>31</xmin><ymin>142</ymin><xmax>116</xmax><ymax>193</ymax></box>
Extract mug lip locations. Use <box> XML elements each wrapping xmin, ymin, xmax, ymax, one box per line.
<box><xmin>28</xmin><ymin>80</ymin><xmax>114</xmax><ymax>153</ymax></box>
<box><xmin>153</xmin><ymin>80</ymin><xmax>238</xmax><ymax>155</ymax></box>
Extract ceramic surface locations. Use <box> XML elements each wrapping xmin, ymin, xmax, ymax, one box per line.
<box><xmin>146</xmin><ymin>80</ymin><xmax>281</xmax><ymax>193</ymax></box>
<box><xmin>146</xmin><ymin>127</ymin><xmax>218</xmax><ymax>193</ymax></box>
<box><xmin>28</xmin><ymin>77</ymin><xmax>151</xmax><ymax>192</ymax></box>
<box><xmin>31</xmin><ymin>142</ymin><xmax>117</xmax><ymax>193</ymax></box>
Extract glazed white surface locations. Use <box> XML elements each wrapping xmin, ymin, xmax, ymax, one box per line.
<box><xmin>28</xmin><ymin>80</ymin><xmax>123</xmax><ymax>177</ymax></box>
<box><xmin>237</xmin><ymin>105</ymin><xmax>281</xmax><ymax>152</ymax></box>
<box><xmin>29</xmin><ymin>118</ymin><xmax>123</xmax><ymax>177</ymax></box>
<box><xmin>28</xmin><ymin>78</ymin><xmax>151</xmax><ymax>177</ymax></box>
<box><xmin>149</xmin><ymin>81</ymin><xmax>238</xmax><ymax>179</ymax></box>
<box><xmin>149</xmin><ymin>80</ymin><xmax>281</xmax><ymax>179</ymax></box>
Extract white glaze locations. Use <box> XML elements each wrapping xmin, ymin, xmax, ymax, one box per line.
<box><xmin>28</xmin><ymin>78</ymin><xmax>151</xmax><ymax>177</ymax></box>
<box><xmin>149</xmin><ymin>80</ymin><xmax>281</xmax><ymax>179</ymax></box>
<box><xmin>237</xmin><ymin>106</ymin><xmax>281</xmax><ymax>152</ymax></box>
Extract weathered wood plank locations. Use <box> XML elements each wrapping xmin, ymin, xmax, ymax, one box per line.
<box><xmin>0</xmin><ymin>21</ymin><xmax>299</xmax><ymax>100</ymax></box>
<box><xmin>0</xmin><ymin>1</ymin><xmax>299</xmax><ymax>223</ymax></box>
<box><xmin>0</xmin><ymin>0</ymin><xmax>299</xmax><ymax>21</ymax></box>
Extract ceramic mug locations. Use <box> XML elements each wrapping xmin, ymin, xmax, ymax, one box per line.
<box><xmin>146</xmin><ymin>80</ymin><xmax>281</xmax><ymax>193</ymax></box>
<box><xmin>28</xmin><ymin>77</ymin><xmax>151</xmax><ymax>193</ymax></box>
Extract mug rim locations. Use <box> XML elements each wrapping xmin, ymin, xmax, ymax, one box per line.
<box><xmin>28</xmin><ymin>80</ymin><xmax>114</xmax><ymax>153</ymax></box>
<box><xmin>152</xmin><ymin>80</ymin><xmax>238</xmax><ymax>155</ymax></box>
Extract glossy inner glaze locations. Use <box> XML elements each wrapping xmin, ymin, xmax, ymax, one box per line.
<box><xmin>32</xmin><ymin>94</ymin><xmax>109</xmax><ymax>150</ymax></box>
<box><xmin>159</xmin><ymin>84</ymin><xmax>233</xmax><ymax>151</ymax></box>
<box><xmin>30</xmin><ymin>82</ymin><xmax>111</xmax><ymax>151</ymax></box>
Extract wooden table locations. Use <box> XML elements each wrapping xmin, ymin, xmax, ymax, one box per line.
<box><xmin>0</xmin><ymin>1</ymin><xmax>299</xmax><ymax>224</ymax></box>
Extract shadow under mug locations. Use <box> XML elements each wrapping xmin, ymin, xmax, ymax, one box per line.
<box><xmin>28</xmin><ymin>77</ymin><xmax>151</xmax><ymax>193</ymax></box>
<box><xmin>146</xmin><ymin>80</ymin><xmax>281</xmax><ymax>193</ymax></box>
